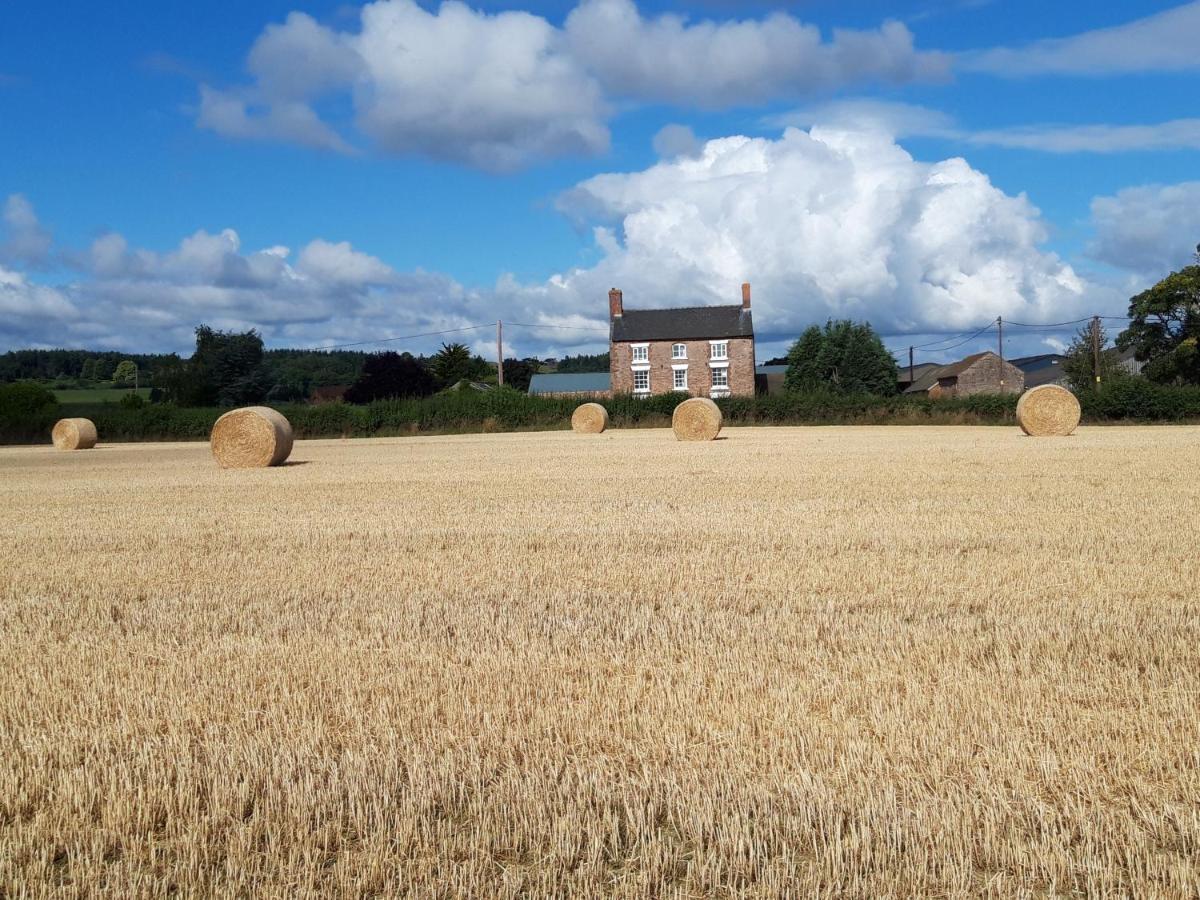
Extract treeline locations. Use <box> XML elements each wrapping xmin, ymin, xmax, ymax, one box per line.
<box><xmin>6</xmin><ymin>381</ymin><xmax>1200</xmax><ymax>445</ymax></box>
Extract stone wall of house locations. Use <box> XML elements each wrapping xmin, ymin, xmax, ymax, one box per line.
<box><xmin>955</xmin><ymin>356</ymin><xmax>1025</xmax><ymax>396</ymax></box>
<box><xmin>610</xmin><ymin>336</ymin><xmax>755</xmax><ymax>397</ymax></box>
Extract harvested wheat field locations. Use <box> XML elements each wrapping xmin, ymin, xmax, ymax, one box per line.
<box><xmin>1</xmin><ymin>426</ymin><xmax>1198</xmax><ymax>898</ymax></box>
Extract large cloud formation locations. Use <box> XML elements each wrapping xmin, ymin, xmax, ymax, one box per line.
<box><xmin>3</xmin><ymin>127</ymin><xmax>1134</xmax><ymax>358</ymax></box>
<box><xmin>198</xmin><ymin>0</ymin><xmax>944</xmax><ymax>170</ymax></box>
<box><xmin>535</xmin><ymin>126</ymin><xmax>1092</xmax><ymax>339</ymax></box>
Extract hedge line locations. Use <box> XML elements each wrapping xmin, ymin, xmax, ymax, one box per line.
<box><xmin>3</xmin><ymin>382</ymin><xmax>1200</xmax><ymax>445</ymax></box>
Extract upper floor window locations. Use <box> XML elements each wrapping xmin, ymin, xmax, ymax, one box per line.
<box><xmin>710</xmin><ymin>341</ymin><xmax>728</xmax><ymax>360</ymax></box>
<box><xmin>671</xmin><ymin>343</ymin><xmax>687</xmax><ymax>359</ymax></box>
<box><xmin>631</xmin><ymin>344</ymin><xmax>649</xmax><ymax>363</ymax></box>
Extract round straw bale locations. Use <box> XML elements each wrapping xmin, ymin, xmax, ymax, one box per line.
<box><xmin>672</xmin><ymin>397</ymin><xmax>722</xmax><ymax>442</ymax></box>
<box><xmin>51</xmin><ymin>417</ymin><xmax>97</xmax><ymax>450</ymax></box>
<box><xmin>1016</xmin><ymin>384</ymin><xmax>1081</xmax><ymax>437</ymax></box>
<box><xmin>571</xmin><ymin>402</ymin><xmax>609</xmax><ymax>434</ymax></box>
<box><xmin>210</xmin><ymin>406</ymin><xmax>294</xmax><ymax>468</ymax></box>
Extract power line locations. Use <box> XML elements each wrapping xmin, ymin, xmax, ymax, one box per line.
<box><xmin>505</xmin><ymin>321</ymin><xmax>609</xmax><ymax>334</ymax></box>
<box><xmin>305</xmin><ymin>323</ymin><xmax>494</xmax><ymax>352</ymax></box>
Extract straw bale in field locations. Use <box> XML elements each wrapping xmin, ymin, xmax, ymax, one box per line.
<box><xmin>672</xmin><ymin>397</ymin><xmax>722</xmax><ymax>441</ymax></box>
<box><xmin>210</xmin><ymin>406</ymin><xmax>294</xmax><ymax>468</ymax></box>
<box><xmin>51</xmin><ymin>418</ymin><xmax>97</xmax><ymax>450</ymax></box>
<box><xmin>1016</xmin><ymin>385</ymin><xmax>1081</xmax><ymax>437</ymax></box>
<box><xmin>571</xmin><ymin>403</ymin><xmax>609</xmax><ymax>434</ymax></box>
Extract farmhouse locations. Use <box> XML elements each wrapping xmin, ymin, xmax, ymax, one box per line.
<box><xmin>904</xmin><ymin>351</ymin><xmax>1024</xmax><ymax>397</ymax></box>
<box><xmin>609</xmin><ymin>284</ymin><xmax>756</xmax><ymax>398</ymax></box>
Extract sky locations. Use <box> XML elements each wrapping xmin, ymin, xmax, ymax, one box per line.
<box><xmin>2</xmin><ymin>0</ymin><xmax>1199</xmax><ymax>365</ymax></box>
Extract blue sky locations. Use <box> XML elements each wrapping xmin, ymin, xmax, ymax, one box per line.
<box><xmin>2</xmin><ymin>0</ymin><xmax>1199</xmax><ymax>363</ymax></box>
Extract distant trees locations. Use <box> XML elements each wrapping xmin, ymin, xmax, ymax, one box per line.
<box><xmin>345</xmin><ymin>352</ymin><xmax>435</xmax><ymax>403</ymax></box>
<box><xmin>1117</xmin><ymin>262</ymin><xmax>1200</xmax><ymax>386</ymax></box>
<box><xmin>785</xmin><ymin>320</ymin><xmax>898</xmax><ymax>395</ymax></box>
<box><xmin>557</xmin><ymin>352</ymin><xmax>609</xmax><ymax>373</ymax></box>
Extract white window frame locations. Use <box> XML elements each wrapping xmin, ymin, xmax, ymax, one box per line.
<box><xmin>709</xmin><ymin>361</ymin><xmax>730</xmax><ymax>397</ymax></box>
<box><xmin>671</xmin><ymin>364</ymin><xmax>688</xmax><ymax>391</ymax></box>
<box><xmin>671</xmin><ymin>343</ymin><xmax>687</xmax><ymax>360</ymax></box>
<box><xmin>630</xmin><ymin>343</ymin><xmax>649</xmax><ymax>364</ymax></box>
<box><xmin>709</xmin><ymin>340</ymin><xmax>729</xmax><ymax>360</ymax></box>
<box><xmin>632</xmin><ymin>369</ymin><xmax>651</xmax><ymax>394</ymax></box>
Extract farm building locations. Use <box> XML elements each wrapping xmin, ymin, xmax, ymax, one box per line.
<box><xmin>608</xmin><ymin>284</ymin><xmax>756</xmax><ymax>399</ymax></box>
<box><xmin>1010</xmin><ymin>354</ymin><xmax>1068</xmax><ymax>389</ymax></box>
<box><xmin>904</xmin><ymin>351</ymin><xmax>1024</xmax><ymax>397</ymax></box>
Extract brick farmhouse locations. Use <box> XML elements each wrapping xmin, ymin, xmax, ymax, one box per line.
<box><xmin>608</xmin><ymin>284</ymin><xmax>756</xmax><ymax>399</ymax></box>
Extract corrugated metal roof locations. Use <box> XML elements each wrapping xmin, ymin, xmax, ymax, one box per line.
<box><xmin>755</xmin><ymin>365</ymin><xmax>788</xmax><ymax>375</ymax></box>
<box><xmin>527</xmin><ymin>372</ymin><xmax>611</xmax><ymax>395</ymax></box>
<box><xmin>612</xmin><ymin>305</ymin><xmax>753</xmax><ymax>342</ymax></box>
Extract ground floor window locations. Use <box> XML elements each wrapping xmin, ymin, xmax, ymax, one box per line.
<box><xmin>633</xmin><ymin>370</ymin><xmax>650</xmax><ymax>393</ymax></box>
<box><xmin>710</xmin><ymin>367</ymin><xmax>729</xmax><ymax>389</ymax></box>
<box><xmin>673</xmin><ymin>367</ymin><xmax>687</xmax><ymax>390</ymax></box>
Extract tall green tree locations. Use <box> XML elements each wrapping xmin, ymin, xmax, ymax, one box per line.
<box><xmin>1116</xmin><ymin>263</ymin><xmax>1200</xmax><ymax>385</ymax></box>
<box><xmin>431</xmin><ymin>342</ymin><xmax>490</xmax><ymax>387</ymax></box>
<box><xmin>785</xmin><ymin>320</ymin><xmax>898</xmax><ymax>395</ymax></box>
<box><xmin>344</xmin><ymin>352</ymin><xmax>435</xmax><ymax>403</ymax></box>
<box><xmin>157</xmin><ymin>326</ymin><xmax>268</xmax><ymax>406</ymax></box>
<box><xmin>112</xmin><ymin>360</ymin><xmax>138</xmax><ymax>387</ymax></box>
<box><xmin>1061</xmin><ymin>321</ymin><xmax>1127</xmax><ymax>394</ymax></box>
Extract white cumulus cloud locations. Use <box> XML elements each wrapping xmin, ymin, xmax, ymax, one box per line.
<box><xmin>546</xmin><ymin>127</ymin><xmax>1094</xmax><ymax>338</ymax></box>
<box><xmin>197</xmin><ymin>0</ymin><xmax>944</xmax><ymax>170</ymax></box>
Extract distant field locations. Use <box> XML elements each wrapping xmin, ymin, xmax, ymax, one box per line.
<box><xmin>52</xmin><ymin>386</ymin><xmax>152</xmax><ymax>405</ymax></box>
<box><xmin>1</xmin><ymin>427</ymin><xmax>1197</xmax><ymax>896</ymax></box>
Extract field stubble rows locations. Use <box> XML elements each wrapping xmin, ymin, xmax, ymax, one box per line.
<box><xmin>1</xmin><ymin>426</ymin><xmax>1198</xmax><ymax>897</ymax></box>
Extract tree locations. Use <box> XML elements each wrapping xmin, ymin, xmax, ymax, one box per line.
<box><xmin>157</xmin><ymin>326</ymin><xmax>268</xmax><ymax>406</ymax></box>
<box><xmin>431</xmin><ymin>342</ymin><xmax>490</xmax><ymax>387</ymax></box>
<box><xmin>345</xmin><ymin>352</ymin><xmax>435</xmax><ymax>403</ymax></box>
<box><xmin>785</xmin><ymin>320</ymin><xmax>898</xmax><ymax>395</ymax></box>
<box><xmin>1116</xmin><ymin>264</ymin><xmax>1200</xmax><ymax>385</ymax></box>
<box><xmin>557</xmin><ymin>352</ymin><xmax>609</xmax><ymax>373</ymax></box>
<box><xmin>1061</xmin><ymin>321</ymin><xmax>1127</xmax><ymax>394</ymax></box>
<box><xmin>93</xmin><ymin>357</ymin><xmax>115</xmax><ymax>382</ymax></box>
<box><xmin>112</xmin><ymin>360</ymin><xmax>138</xmax><ymax>388</ymax></box>
<box><xmin>80</xmin><ymin>358</ymin><xmax>97</xmax><ymax>382</ymax></box>
<box><xmin>501</xmin><ymin>358</ymin><xmax>539</xmax><ymax>392</ymax></box>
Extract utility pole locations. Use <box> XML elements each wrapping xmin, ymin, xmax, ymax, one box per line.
<box><xmin>1092</xmin><ymin>315</ymin><xmax>1101</xmax><ymax>387</ymax></box>
<box><xmin>496</xmin><ymin>320</ymin><xmax>504</xmax><ymax>387</ymax></box>
<box><xmin>997</xmin><ymin>316</ymin><xmax>1005</xmax><ymax>391</ymax></box>
<box><xmin>908</xmin><ymin>346</ymin><xmax>914</xmax><ymax>386</ymax></box>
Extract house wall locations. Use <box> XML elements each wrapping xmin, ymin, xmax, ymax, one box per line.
<box><xmin>952</xmin><ymin>357</ymin><xmax>1025</xmax><ymax>396</ymax></box>
<box><xmin>610</xmin><ymin>337</ymin><xmax>755</xmax><ymax>397</ymax></box>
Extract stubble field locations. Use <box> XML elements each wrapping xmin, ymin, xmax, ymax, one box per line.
<box><xmin>1</xmin><ymin>426</ymin><xmax>1198</xmax><ymax>898</ymax></box>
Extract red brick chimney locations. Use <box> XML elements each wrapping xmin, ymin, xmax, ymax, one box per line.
<box><xmin>741</xmin><ymin>282</ymin><xmax>751</xmax><ymax>309</ymax></box>
<box><xmin>609</xmin><ymin>287</ymin><xmax>623</xmax><ymax>318</ymax></box>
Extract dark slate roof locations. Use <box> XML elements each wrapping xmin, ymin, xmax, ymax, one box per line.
<box><xmin>611</xmin><ymin>305</ymin><xmax>753</xmax><ymax>342</ymax></box>
<box><xmin>897</xmin><ymin>362</ymin><xmax>941</xmax><ymax>384</ymax></box>
<box><xmin>528</xmin><ymin>372</ymin><xmax>611</xmax><ymax>395</ymax></box>
<box><xmin>1010</xmin><ymin>353</ymin><xmax>1065</xmax><ymax>372</ymax></box>
<box><xmin>904</xmin><ymin>366</ymin><xmax>945</xmax><ymax>394</ymax></box>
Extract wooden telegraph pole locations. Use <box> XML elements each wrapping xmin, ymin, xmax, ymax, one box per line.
<box><xmin>908</xmin><ymin>346</ymin><xmax>914</xmax><ymax>386</ymax></box>
<box><xmin>1092</xmin><ymin>315</ymin><xmax>1101</xmax><ymax>387</ymax></box>
<box><xmin>997</xmin><ymin>316</ymin><xmax>1004</xmax><ymax>391</ymax></box>
<box><xmin>496</xmin><ymin>320</ymin><xmax>504</xmax><ymax>387</ymax></box>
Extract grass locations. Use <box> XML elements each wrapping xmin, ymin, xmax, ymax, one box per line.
<box><xmin>1</xmin><ymin>426</ymin><xmax>1197</xmax><ymax>897</ymax></box>
<box><xmin>52</xmin><ymin>387</ymin><xmax>151</xmax><ymax>405</ymax></box>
